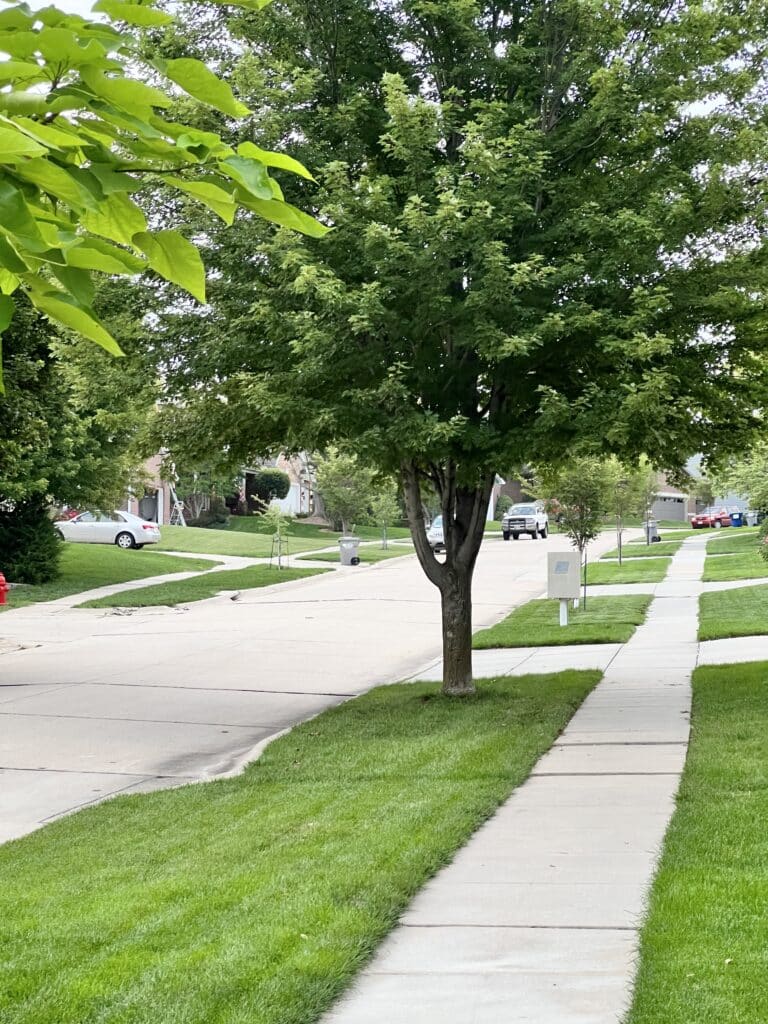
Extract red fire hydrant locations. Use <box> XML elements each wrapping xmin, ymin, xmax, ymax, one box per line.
<box><xmin>0</xmin><ymin>572</ymin><xmax>8</xmax><ymax>606</ymax></box>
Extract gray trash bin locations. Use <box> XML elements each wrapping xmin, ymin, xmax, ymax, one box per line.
<box><xmin>339</xmin><ymin>536</ymin><xmax>361</xmax><ymax>565</ymax></box>
<box><xmin>645</xmin><ymin>519</ymin><xmax>659</xmax><ymax>543</ymax></box>
<box><xmin>747</xmin><ymin>511</ymin><xmax>758</xmax><ymax>527</ymax></box>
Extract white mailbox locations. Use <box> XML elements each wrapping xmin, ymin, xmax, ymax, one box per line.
<box><xmin>547</xmin><ymin>552</ymin><xmax>581</xmax><ymax>600</ymax></box>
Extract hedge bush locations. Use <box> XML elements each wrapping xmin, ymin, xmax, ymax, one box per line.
<box><xmin>0</xmin><ymin>497</ymin><xmax>61</xmax><ymax>584</ymax></box>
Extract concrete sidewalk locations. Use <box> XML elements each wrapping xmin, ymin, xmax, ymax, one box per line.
<box><xmin>323</xmin><ymin>536</ymin><xmax>708</xmax><ymax>1024</ymax></box>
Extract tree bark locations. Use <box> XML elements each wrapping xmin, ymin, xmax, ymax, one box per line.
<box><xmin>440</xmin><ymin>565</ymin><xmax>474</xmax><ymax>696</ymax></box>
<box><xmin>401</xmin><ymin>460</ymin><xmax>495</xmax><ymax>697</ymax></box>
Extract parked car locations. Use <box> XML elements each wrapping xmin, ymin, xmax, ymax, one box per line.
<box><xmin>689</xmin><ymin>508</ymin><xmax>732</xmax><ymax>529</ymax></box>
<box><xmin>427</xmin><ymin>515</ymin><xmax>444</xmax><ymax>552</ymax></box>
<box><xmin>502</xmin><ymin>503</ymin><xmax>549</xmax><ymax>540</ymax></box>
<box><xmin>55</xmin><ymin>510</ymin><xmax>161</xmax><ymax>549</ymax></box>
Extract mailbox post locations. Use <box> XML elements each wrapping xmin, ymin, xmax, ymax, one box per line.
<box><xmin>547</xmin><ymin>552</ymin><xmax>582</xmax><ymax>626</ymax></box>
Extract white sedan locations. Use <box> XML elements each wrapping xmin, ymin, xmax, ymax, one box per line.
<box><xmin>55</xmin><ymin>511</ymin><xmax>161</xmax><ymax>549</ymax></box>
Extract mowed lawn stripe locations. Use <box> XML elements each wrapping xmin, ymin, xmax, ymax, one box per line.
<box><xmin>0</xmin><ymin>671</ymin><xmax>599</xmax><ymax>1024</ymax></box>
<box><xmin>698</xmin><ymin>583</ymin><xmax>768</xmax><ymax>641</ymax></box>
<box><xmin>626</xmin><ymin>662</ymin><xmax>768</xmax><ymax>1024</ymax></box>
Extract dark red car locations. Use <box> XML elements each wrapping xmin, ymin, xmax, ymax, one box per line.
<box><xmin>690</xmin><ymin>508</ymin><xmax>732</xmax><ymax>529</ymax></box>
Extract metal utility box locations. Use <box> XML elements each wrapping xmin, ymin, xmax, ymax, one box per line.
<box><xmin>547</xmin><ymin>552</ymin><xmax>581</xmax><ymax>599</ymax></box>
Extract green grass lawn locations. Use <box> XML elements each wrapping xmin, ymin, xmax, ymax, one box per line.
<box><xmin>586</xmin><ymin>557</ymin><xmax>670</xmax><ymax>585</ymax></box>
<box><xmin>3</xmin><ymin>544</ymin><xmax>217</xmax><ymax>611</ymax></box>
<box><xmin>626</xmin><ymin>662</ymin><xmax>768</xmax><ymax>1024</ymax></box>
<box><xmin>228</xmin><ymin>518</ymin><xmax>413</xmax><ymax>542</ymax></box>
<box><xmin>698</xmin><ymin>583</ymin><xmax>768</xmax><ymax>641</ymax></box>
<box><xmin>80</xmin><ymin>565</ymin><xmax>329</xmax><ymax>608</ymax></box>
<box><xmin>0</xmin><ymin>669</ymin><xmax>600</xmax><ymax>1024</ymax></box>
<box><xmin>702</xmin><ymin>547</ymin><xmax>768</xmax><ymax>583</ymax></box>
<box><xmin>705</xmin><ymin>530</ymin><xmax>761</xmax><ymax>555</ymax></box>
<box><xmin>298</xmin><ymin>544</ymin><xmax>415</xmax><ymax>565</ymax></box>
<box><xmin>473</xmin><ymin>595</ymin><xmax>651</xmax><ymax>648</ymax></box>
<box><xmin>155</xmin><ymin>524</ymin><xmax>339</xmax><ymax>558</ymax></box>
<box><xmin>601</xmin><ymin>540</ymin><xmax>684</xmax><ymax>559</ymax></box>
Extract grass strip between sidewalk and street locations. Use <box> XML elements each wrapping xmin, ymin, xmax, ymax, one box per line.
<box><xmin>473</xmin><ymin>595</ymin><xmax>652</xmax><ymax>648</ymax></box>
<box><xmin>3</xmin><ymin>545</ymin><xmax>218</xmax><ymax>611</ymax></box>
<box><xmin>625</xmin><ymin>661</ymin><xmax>768</xmax><ymax>1024</ymax></box>
<box><xmin>0</xmin><ymin>670</ymin><xmax>600</xmax><ymax>1024</ymax></box>
<box><xmin>698</xmin><ymin>583</ymin><xmax>768</xmax><ymax>641</ymax></box>
<box><xmin>600</xmin><ymin>541</ymin><xmax>683</xmax><ymax>559</ymax></box>
<box><xmin>298</xmin><ymin>545</ymin><xmax>415</xmax><ymax>565</ymax></box>
<box><xmin>79</xmin><ymin>565</ymin><xmax>330</xmax><ymax>608</ymax></box>
<box><xmin>586</xmin><ymin>557</ymin><xmax>670</xmax><ymax>585</ymax></box>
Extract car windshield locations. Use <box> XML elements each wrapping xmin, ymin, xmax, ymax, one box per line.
<box><xmin>431</xmin><ymin>516</ymin><xmax>443</xmax><ymax>528</ymax></box>
<box><xmin>510</xmin><ymin>505</ymin><xmax>537</xmax><ymax>515</ymax></box>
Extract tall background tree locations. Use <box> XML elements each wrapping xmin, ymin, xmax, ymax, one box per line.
<box><xmin>146</xmin><ymin>0</ymin><xmax>768</xmax><ymax>694</ymax></box>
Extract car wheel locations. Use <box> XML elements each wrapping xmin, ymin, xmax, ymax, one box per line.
<box><xmin>531</xmin><ymin>528</ymin><xmax>539</xmax><ymax>539</ymax></box>
<box><xmin>512</xmin><ymin>533</ymin><xmax>519</xmax><ymax>540</ymax></box>
<box><xmin>714</xmin><ymin>521</ymin><xmax>722</xmax><ymax>529</ymax></box>
<box><xmin>115</xmin><ymin>532</ymin><xmax>137</xmax><ymax>550</ymax></box>
<box><xmin>502</xmin><ymin>530</ymin><xmax>510</xmax><ymax>541</ymax></box>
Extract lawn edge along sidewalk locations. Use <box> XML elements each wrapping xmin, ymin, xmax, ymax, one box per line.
<box><xmin>322</xmin><ymin>536</ymin><xmax>707</xmax><ymax>1024</ymax></box>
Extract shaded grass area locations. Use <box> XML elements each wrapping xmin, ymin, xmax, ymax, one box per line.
<box><xmin>586</xmin><ymin>558</ymin><xmax>670</xmax><ymax>585</ymax></box>
<box><xmin>473</xmin><ymin>595</ymin><xmax>651</xmax><ymax>648</ymax></box>
<box><xmin>0</xmin><ymin>670</ymin><xmax>599</xmax><ymax>1024</ymax></box>
<box><xmin>601</xmin><ymin>540</ymin><xmax>683</xmax><ymax>559</ymax></box>
<box><xmin>626</xmin><ymin>662</ymin><xmax>768</xmax><ymax>1024</ymax></box>
<box><xmin>80</xmin><ymin>565</ymin><xmax>329</xmax><ymax>608</ymax></box>
<box><xmin>228</xmin><ymin>518</ymin><xmax>413</xmax><ymax>542</ymax></box>
<box><xmin>298</xmin><ymin>545</ymin><xmax>415</xmax><ymax>565</ymax></box>
<box><xmin>702</xmin><ymin>548</ymin><xmax>768</xmax><ymax>583</ymax></box>
<box><xmin>3</xmin><ymin>545</ymin><xmax>217</xmax><ymax>611</ymax></box>
<box><xmin>698</xmin><ymin>584</ymin><xmax>768</xmax><ymax>641</ymax></box>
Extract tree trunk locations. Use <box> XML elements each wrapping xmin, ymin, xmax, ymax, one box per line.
<box><xmin>341</xmin><ymin>517</ymin><xmax>351</xmax><ymax>534</ymax></box>
<box><xmin>440</xmin><ymin>566</ymin><xmax>474</xmax><ymax>696</ymax></box>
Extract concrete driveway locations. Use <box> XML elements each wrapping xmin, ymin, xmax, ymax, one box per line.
<box><xmin>0</xmin><ymin>532</ymin><xmax>617</xmax><ymax>843</ymax></box>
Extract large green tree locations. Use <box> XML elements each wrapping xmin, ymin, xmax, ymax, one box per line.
<box><xmin>150</xmin><ymin>0</ymin><xmax>768</xmax><ymax>694</ymax></box>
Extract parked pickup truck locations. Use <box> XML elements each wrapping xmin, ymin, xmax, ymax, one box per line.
<box><xmin>502</xmin><ymin>503</ymin><xmax>549</xmax><ymax>540</ymax></box>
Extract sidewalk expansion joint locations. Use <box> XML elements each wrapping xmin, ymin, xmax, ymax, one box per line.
<box><xmin>0</xmin><ymin>764</ymin><xmax>189</xmax><ymax>779</ymax></box>
<box><xmin>555</xmin><ymin>740</ymin><xmax>688</xmax><ymax>746</ymax></box>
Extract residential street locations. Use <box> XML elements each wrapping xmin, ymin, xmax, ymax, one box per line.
<box><xmin>0</xmin><ymin>532</ymin><xmax>616</xmax><ymax>843</ymax></box>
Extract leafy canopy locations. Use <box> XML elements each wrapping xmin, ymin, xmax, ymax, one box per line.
<box><xmin>0</xmin><ymin>0</ymin><xmax>327</xmax><ymax>387</ymax></box>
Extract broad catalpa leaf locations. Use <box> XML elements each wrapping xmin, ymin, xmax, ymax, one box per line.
<box><xmin>220</xmin><ymin>156</ymin><xmax>273</xmax><ymax>199</ymax></box>
<box><xmin>161</xmin><ymin>177</ymin><xmax>237</xmax><ymax>225</ymax></box>
<box><xmin>66</xmin><ymin>237</ymin><xmax>146</xmax><ymax>275</ymax></box>
<box><xmin>0</xmin><ymin>124</ymin><xmax>47</xmax><ymax>158</ymax></box>
<box><xmin>81</xmin><ymin>191</ymin><xmax>147</xmax><ymax>246</ymax></box>
<box><xmin>26</xmin><ymin>286</ymin><xmax>124</xmax><ymax>356</ymax></box>
<box><xmin>133</xmin><ymin>230</ymin><xmax>206</xmax><ymax>303</ymax></box>
<box><xmin>159</xmin><ymin>58</ymin><xmax>250</xmax><ymax>118</ymax></box>
<box><xmin>238</xmin><ymin>195</ymin><xmax>331</xmax><ymax>238</ymax></box>
<box><xmin>92</xmin><ymin>0</ymin><xmax>175</xmax><ymax>27</ymax></box>
<box><xmin>237</xmin><ymin>141</ymin><xmax>315</xmax><ymax>181</ymax></box>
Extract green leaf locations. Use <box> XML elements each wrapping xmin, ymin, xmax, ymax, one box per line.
<box><xmin>66</xmin><ymin>238</ymin><xmax>146</xmax><ymax>275</ymax></box>
<box><xmin>133</xmin><ymin>230</ymin><xmax>206</xmax><ymax>303</ymax></box>
<box><xmin>237</xmin><ymin>141</ymin><xmax>315</xmax><ymax>181</ymax></box>
<box><xmin>81</xmin><ymin>191</ymin><xmax>147</xmax><ymax>246</ymax></box>
<box><xmin>220</xmin><ymin>156</ymin><xmax>273</xmax><ymax>200</ymax></box>
<box><xmin>92</xmin><ymin>0</ymin><xmax>175</xmax><ymax>26</ymax></box>
<box><xmin>81</xmin><ymin>68</ymin><xmax>171</xmax><ymax>114</ymax></box>
<box><xmin>26</xmin><ymin>286</ymin><xmax>124</xmax><ymax>357</ymax></box>
<box><xmin>237</xmin><ymin>195</ymin><xmax>331</xmax><ymax>238</ymax></box>
<box><xmin>14</xmin><ymin>157</ymin><xmax>102</xmax><ymax>212</ymax></box>
<box><xmin>52</xmin><ymin>265</ymin><xmax>95</xmax><ymax>306</ymax></box>
<box><xmin>0</xmin><ymin>60</ymin><xmax>49</xmax><ymax>86</ymax></box>
<box><xmin>0</xmin><ymin>125</ymin><xmax>47</xmax><ymax>159</ymax></box>
<box><xmin>9</xmin><ymin>115</ymin><xmax>86</xmax><ymax>150</ymax></box>
<box><xmin>161</xmin><ymin>58</ymin><xmax>250</xmax><ymax>117</ymax></box>
<box><xmin>0</xmin><ymin>181</ymin><xmax>48</xmax><ymax>252</ymax></box>
<box><xmin>88</xmin><ymin>163</ymin><xmax>142</xmax><ymax>194</ymax></box>
<box><xmin>0</xmin><ymin>234</ymin><xmax>29</xmax><ymax>273</ymax></box>
<box><xmin>0</xmin><ymin>293</ymin><xmax>13</xmax><ymax>392</ymax></box>
<box><xmin>162</xmin><ymin>176</ymin><xmax>236</xmax><ymax>225</ymax></box>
